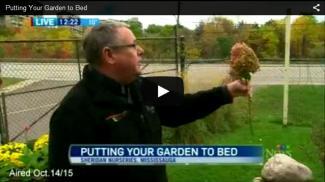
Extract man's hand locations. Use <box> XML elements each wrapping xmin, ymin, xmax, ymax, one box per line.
<box><xmin>226</xmin><ymin>80</ymin><xmax>252</xmax><ymax>98</ymax></box>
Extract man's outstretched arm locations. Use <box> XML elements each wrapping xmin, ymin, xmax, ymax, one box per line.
<box><xmin>156</xmin><ymin>80</ymin><xmax>250</xmax><ymax>127</ymax></box>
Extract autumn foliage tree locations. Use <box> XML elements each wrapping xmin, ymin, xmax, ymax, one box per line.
<box><xmin>1</xmin><ymin>15</ymin><xmax>323</xmax><ymax>63</ymax></box>
<box><xmin>291</xmin><ymin>16</ymin><xmax>322</xmax><ymax>58</ymax></box>
<box><xmin>1</xmin><ymin>18</ymin><xmax>75</xmax><ymax>60</ymax></box>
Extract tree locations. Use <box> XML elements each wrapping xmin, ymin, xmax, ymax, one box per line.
<box><xmin>142</xmin><ymin>25</ymin><xmax>177</xmax><ymax>59</ymax></box>
<box><xmin>126</xmin><ymin>18</ymin><xmax>143</xmax><ymax>37</ymax></box>
<box><xmin>260</xmin><ymin>26</ymin><xmax>279</xmax><ymax>58</ymax></box>
<box><xmin>12</xmin><ymin>18</ymin><xmax>75</xmax><ymax>59</ymax></box>
<box><xmin>145</xmin><ymin>24</ymin><xmax>162</xmax><ymax>36</ymax></box>
<box><xmin>247</xmin><ymin>24</ymin><xmax>279</xmax><ymax>59</ymax></box>
<box><xmin>291</xmin><ymin>16</ymin><xmax>318</xmax><ymax>58</ymax></box>
<box><xmin>0</xmin><ymin>26</ymin><xmax>16</xmax><ymax>40</ymax></box>
<box><xmin>0</xmin><ymin>26</ymin><xmax>16</xmax><ymax>57</ymax></box>
<box><xmin>235</xmin><ymin>21</ymin><xmax>252</xmax><ymax>42</ymax></box>
<box><xmin>194</xmin><ymin>21</ymin><xmax>204</xmax><ymax>41</ymax></box>
<box><xmin>199</xmin><ymin>17</ymin><xmax>235</xmax><ymax>58</ymax></box>
<box><xmin>216</xmin><ymin>36</ymin><xmax>234</xmax><ymax>58</ymax></box>
<box><xmin>310</xmin><ymin>21</ymin><xmax>325</xmax><ymax>58</ymax></box>
<box><xmin>264</xmin><ymin>19</ymin><xmax>285</xmax><ymax>58</ymax></box>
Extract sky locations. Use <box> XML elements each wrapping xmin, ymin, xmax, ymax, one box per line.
<box><xmin>79</xmin><ymin>15</ymin><xmax>325</xmax><ymax>30</ymax></box>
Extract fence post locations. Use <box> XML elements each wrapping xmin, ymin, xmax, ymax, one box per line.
<box><xmin>0</xmin><ymin>93</ymin><xmax>9</xmax><ymax>144</ymax></box>
<box><xmin>174</xmin><ymin>26</ymin><xmax>179</xmax><ymax>75</ymax></box>
<box><xmin>75</xmin><ymin>40</ymin><xmax>82</xmax><ymax>80</ymax></box>
<box><xmin>180</xmin><ymin>36</ymin><xmax>185</xmax><ymax>75</ymax></box>
<box><xmin>179</xmin><ymin>36</ymin><xmax>189</xmax><ymax>92</ymax></box>
<box><xmin>283</xmin><ymin>14</ymin><xmax>291</xmax><ymax>126</ymax></box>
<box><xmin>0</xmin><ymin>94</ymin><xmax>4</xmax><ymax>144</ymax></box>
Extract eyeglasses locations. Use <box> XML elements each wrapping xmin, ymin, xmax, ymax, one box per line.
<box><xmin>106</xmin><ymin>44</ymin><xmax>137</xmax><ymax>50</ymax></box>
<box><xmin>104</xmin><ymin>43</ymin><xmax>143</xmax><ymax>56</ymax></box>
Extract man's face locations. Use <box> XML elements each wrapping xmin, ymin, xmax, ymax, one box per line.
<box><xmin>107</xmin><ymin>27</ymin><xmax>144</xmax><ymax>84</ymax></box>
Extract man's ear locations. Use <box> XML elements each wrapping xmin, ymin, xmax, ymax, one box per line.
<box><xmin>102</xmin><ymin>47</ymin><xmax>116</xmax><ymax>64</ymax></box>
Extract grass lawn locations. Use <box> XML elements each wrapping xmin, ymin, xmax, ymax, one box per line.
<box><xmin>0</xmin><ymin>77</ymin><xmax>24</xmax><ymax>88</ymax></box>
<box><xmin>167</xmin><ymin>85</ymin><xmax>325</xmax><ymax>182</ymax></box>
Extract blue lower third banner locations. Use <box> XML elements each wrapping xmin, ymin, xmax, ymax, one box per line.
<box><xmin>69</xmin><ymin>145</ymin><xmax>263</xmax><ymax>165</ymax></box>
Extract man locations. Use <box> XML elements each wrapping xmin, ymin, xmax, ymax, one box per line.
<box><xmin>48</xmin><ymin>22</ymin><xmax>250</xmax><ymax>181</ymax></box>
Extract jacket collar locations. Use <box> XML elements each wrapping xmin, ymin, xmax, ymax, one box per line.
<box><xmin>82</xmin><ymin>64</ymin><xmax>128</xmax><ymax>95</ymax></box>
<box><xmin>82</xmin><ymin>64</ymin><xmax>133</xmax><ymax>105</ymax></box>
<box><xmin>82</xmin><ymin>64</ymin><xmax>143</xmax><ymax>107</ymax></box>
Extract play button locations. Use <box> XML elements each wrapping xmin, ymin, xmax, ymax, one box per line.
<box><xmin>140</xmin><ymin>76</ymin><xmax>184</xmax><ymax>106</ymax></box>
<box><xmin>158</xmin><ymin>85</ymin><xmax>169</xmax><ymax>98</ymax></box>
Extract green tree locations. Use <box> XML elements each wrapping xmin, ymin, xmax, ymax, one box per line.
<box><xmin>142</xmin><ymin>24</ymin><xmax>176</xmax><ymax>59</ymax></box>
<box><xmin>199</xmin><ymin>17</ymin><xmax>235</xmax><ymax>58</ymax></box>
<box><xmin>247</xmin><ymin>24</ymin><xmax>279</xmax><ymax>59</ymax></box>
<box><xmin>309</xmin><ymin>20</ymin><xmax>325</xmax><ymax>58</ymax></box>
<box><xmin>291</xmin><ymin>16</ymin><xmax>318</xmax><ymax>58</ymax></box>
<box><xmin>216</xmin><ymin>36</ymin><xmax>234</xmax><ymax>58</ymax></box>
<box><xmin>260</xmin><ymin>26</ymin><xmax>279</xmax><ymax>58</ymax></box>
<box><xmin>126</xmin><ymin>18</ymin><xmax>143</xmax><ymax>37</ymax></box>
<box><xmin>264</xmin><ymin>19</ymin><xmax>285</xmax><ymax>58</ymax></box>
<box><xmin>145</xmin><ymin>24</ymin><xmax>162</xmax><ymax>36</ymax></box>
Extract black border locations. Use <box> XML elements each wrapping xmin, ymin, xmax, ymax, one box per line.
<box><xmin>0</xmin><ymin>1</ymin><xmax>324</xmax><ymax>15</ymax></box>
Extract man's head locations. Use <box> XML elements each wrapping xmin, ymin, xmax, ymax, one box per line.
<box><xmin>83</xmin><ymin>22</ymin><xmax>144</xmax><ymax>85</ymax></box>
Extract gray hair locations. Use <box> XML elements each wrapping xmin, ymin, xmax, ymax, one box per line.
<box><xmin>82</xmin><ymin>21</ymin><xmax>129</xmax><ymax>66</ymax></box>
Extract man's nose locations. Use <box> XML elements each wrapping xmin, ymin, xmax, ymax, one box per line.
<box><xmin>136</xmin><ymin>45</ymin><xmax>144</xmax><ymax>57</ymax></box>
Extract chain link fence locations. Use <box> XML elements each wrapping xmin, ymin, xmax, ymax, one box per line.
<box><xmin>0</xmin><ymin>35</ymin><xmax>324</xmax><ymax>144</ymax></box>
<box><xmin>0</xmin><ymin>39</ymin><xmax>83</xmax><ymax>144</ymax></box>
<box><xmin>0</xmin><ymin>37</ymin><xmax>180</xmax><ymax>144</ymax></box>
<box><xmin>182</xmin><ymin>62</ymin><xmax>325</xmax><ymax>92</ymax></box>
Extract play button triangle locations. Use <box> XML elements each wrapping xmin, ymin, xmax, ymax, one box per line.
<box><xmin>158</xmin><ymin>85</ymin><xmax>169</xmax><ymax>98</ymax></box>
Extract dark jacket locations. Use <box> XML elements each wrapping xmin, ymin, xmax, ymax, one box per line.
<box><xmin>48</xmin><ymin>65</ymin><xmax>233</xmax><ymax>181</ymax></box>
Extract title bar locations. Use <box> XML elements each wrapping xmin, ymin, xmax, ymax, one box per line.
<box><xmin>69</xmin><ymin>145</ymin><xmax>264</xmax><ymax>165</ymax></box>
<box><xmin>0</xmin><ymin>1</ymin><xmax>323</xmax><ymax>15</ymax></box>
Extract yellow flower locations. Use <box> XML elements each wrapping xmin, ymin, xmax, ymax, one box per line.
<box><xmin>0</xmin><ymin>152</ymin><xmax>10</xmax><ymax>161</ymax></box>
<box><xmin>0</xmin><ymin>142</ymin><xmax>27</xmax><ymax>167</ymax></box>
<box><xmin>34</xmin><ymin>134</ymin><xmax>49</xmax><ymax>151</ymax></box>
<box><xmin>10</xmin><ymin>152</ymin><xmax>22</xmax><ymax>160</ymax></box>
<box><xmin>9</xmin><ymin>152</ymin><xmax>24</xmax><ymax>167</ymax></box>
<box><xmin>0</xmin><ymin>142</ymin><xmax>26</xmax><ymax>152</ymax></box>
<box><xmin>16</xmin><ymin>143</ymin><xmax>26</xmax><ymax>149</ymax></box>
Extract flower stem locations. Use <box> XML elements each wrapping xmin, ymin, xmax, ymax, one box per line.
<box><xmin>248</xmin><ymin>96</ymin><xmax>254</xmax><ymax>136</ymax></box>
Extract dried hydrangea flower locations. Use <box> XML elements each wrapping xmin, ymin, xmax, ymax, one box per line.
<box><xmin>222</xmin><ymin>42</ymin><xmax>260</xmax><ymax>136</ymax></box>
<box><xmin>229</xmin><ymin>42</ymin><xmax>260</xmax><ymax>81</ymax></box>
